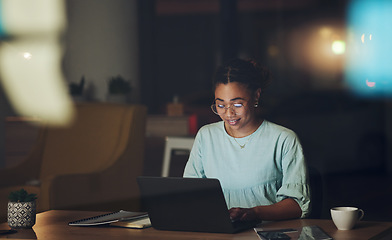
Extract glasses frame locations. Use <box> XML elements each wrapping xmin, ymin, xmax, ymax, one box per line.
<box><xmin>210</xmin><ymin>102</ymin><xmax>246</xmax><ymax>116</ymax></box>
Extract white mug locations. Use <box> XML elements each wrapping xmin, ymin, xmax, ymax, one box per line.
<box><xmin>331</xmin><ymin>207</ymin><xmax>364</xmax><ymax>230</ymax></box>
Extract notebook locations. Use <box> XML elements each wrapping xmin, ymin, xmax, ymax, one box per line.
<box><xmin>68</xmin><ymin>210</ymin><xmax>148</xmax><ymax>227</ymax></box>
<box><xmin>136</xmin><ymin>176</ymin><xmax>259</xmax><ymax>233</ymax></box>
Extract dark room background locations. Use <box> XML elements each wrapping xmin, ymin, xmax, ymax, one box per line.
<box><xmin>138</xmin><ymin>0</ymin><xmax>392</xmax><ymax>220</ymax></box>
<box><xmin>1</xmin><ymin>0</ymin><xmax>391</xmax><ymax>221</ymax></box>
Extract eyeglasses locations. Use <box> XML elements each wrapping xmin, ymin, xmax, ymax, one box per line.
<box><xmin>211</xmin><ymin>102</ymin><xmax>245</xmax><ymax>115</ymax></box>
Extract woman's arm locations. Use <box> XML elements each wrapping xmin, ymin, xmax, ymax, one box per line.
<box><xmin>229</xmin><ymin>198</ymin><xmax>302</xmax><ymax>221</ymax></box>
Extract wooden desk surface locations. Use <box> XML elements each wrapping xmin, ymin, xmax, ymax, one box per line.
<box><xmin>1</xmin><ymin>210</ymin><xmax>391</xmax><ymax>240</ymax></box>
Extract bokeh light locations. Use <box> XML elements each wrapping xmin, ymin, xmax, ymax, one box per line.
<box><xmin>23</xmin><ymin>52</ymin><xmax>32</xmax><ymax>59</ymax></box>
<box><xmin>332</xmin><ymin>40</ymin><xmax>346</xmax><ymax>55</ymax></box>
<box><xmin>345</xmin><ymin>0</ymin><xmax>392</xmax><ymax>97</ymax></box>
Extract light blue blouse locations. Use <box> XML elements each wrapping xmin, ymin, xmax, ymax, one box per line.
<box><xmin>183</xmin><ymin>120</ymin><xmax>310</xmax><ymax>218</ymax></box>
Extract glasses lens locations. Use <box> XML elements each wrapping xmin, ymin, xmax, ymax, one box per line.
<box><xmin>231</xmin><ymin>104</ymin><xmax>244</xmax><ymax>115</ymax></box>
<box><xmin>211</xmin><ymin>103</ymin><xmax>244</xmax><ymax>115</ymax></box>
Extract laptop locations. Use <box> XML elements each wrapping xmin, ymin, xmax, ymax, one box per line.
<box><xmin>136</xmin><ymin>176</ymin><xmax>259</xmax><ymax>233</ymax></box>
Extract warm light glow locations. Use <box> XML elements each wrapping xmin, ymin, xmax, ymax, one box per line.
<box><xmin>331</xmin><ymin>40</ymin><xmax>346</xmax><ymax>55</ymax></box>
<box><xmin>295</xmin><ymin>25</ymin><xmax>345</xmax><ymax>74</ymax></box>
<box><xmin>23</xmin><ymin>52</ymin><xmax>32</xmax><ymax>59</ymax></box>
<box><xmin>319</xmin><ymin>27</ymin><xmax>333</xmax><ymax>38</ymax></box>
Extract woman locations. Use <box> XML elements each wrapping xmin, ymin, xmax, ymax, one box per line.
<box><xmin>183</xmin><ymin>58</ymin><xmax>310</xmax><ymax>221</ymax></box>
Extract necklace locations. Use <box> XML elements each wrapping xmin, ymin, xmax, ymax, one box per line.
<box><xmin>226</xmin><ymin>120</ymin><xmax>263</xmax><ymax>149</ymax></box>
<box><xmin>232</xmin><ymin>135</ymin><xmax>252</xmax><ymax>149</ymax></box>
<box><xmin>227</xmin><ymin>128</ymin><xmax>254</xmax><ymax>149</ymax></box>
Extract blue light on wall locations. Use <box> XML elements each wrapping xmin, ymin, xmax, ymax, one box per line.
<box><xmin>345</xmin><ymin>0</ymin><xmax>392</xmax><ymax>98</ymax></box>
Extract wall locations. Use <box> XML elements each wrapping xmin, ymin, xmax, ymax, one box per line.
<box><xmin>63</xmin><ymin>0</ymin><xmax>140</xmax><ymax>103</ymax></box>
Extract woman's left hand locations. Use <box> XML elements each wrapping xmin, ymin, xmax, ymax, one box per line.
<box><xmin>229</xmin><ymin>207</ymin><xmax>258</xmax><ymax>221</ymax></box>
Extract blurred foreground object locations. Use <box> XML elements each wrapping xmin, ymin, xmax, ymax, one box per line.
<box><xmin>0</xmin><ymin>0</ymin><xmax>74</xmax><ymax>126</ymax></box>
<box><xmin>345</xmin><ymin>0</ymin><xmax>392</xmax><ymax>98</ymax></box>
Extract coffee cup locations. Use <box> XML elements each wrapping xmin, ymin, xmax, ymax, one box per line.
<box><xmin>331</xmin><ymin>207</ymin><xmax>364</xmax><ymax>230</ymax></box>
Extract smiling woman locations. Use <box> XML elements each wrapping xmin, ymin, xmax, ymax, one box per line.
<box><xmin>183</xmin><ymin>58</ymin><xmax>311</xmax><ymax>222</ymax></box>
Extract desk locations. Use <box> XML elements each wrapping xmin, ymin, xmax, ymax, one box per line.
<box><xmin>1</xmin><ymin>210</ymin><xmax>392</xmax><ymax>239</ymax></box>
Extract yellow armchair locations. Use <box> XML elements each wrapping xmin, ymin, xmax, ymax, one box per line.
<box><xmin>0</xmin><ymin>103</ymin><xmax>147</xmax><ymax>222</ymax></box>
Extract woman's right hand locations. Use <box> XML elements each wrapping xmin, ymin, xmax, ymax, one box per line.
<box><xmin>229</xmin><ymin>207</ymin><xmax>258</xmax><ymax>221</ymax></box>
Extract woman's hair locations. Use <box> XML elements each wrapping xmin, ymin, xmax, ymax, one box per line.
<box><xmin>212</xmin><ymin>58</ymin><xmax>272</xmax><ymax>95</ymax></box>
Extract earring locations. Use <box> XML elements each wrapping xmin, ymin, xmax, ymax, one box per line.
<box><xmin>254</xmin><ymin>102</ymin><xmax>259</xmax><ymax>108</ymax></box>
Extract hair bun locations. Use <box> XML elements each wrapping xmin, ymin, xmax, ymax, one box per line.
<box><xmin>213</xmin><ymin>58</ymin><xmax>272</xmax><ymax>92</ymax></box>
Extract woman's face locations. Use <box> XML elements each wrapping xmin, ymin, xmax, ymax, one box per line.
<box><xmin>214</xmin><ymin>82</ymin><xmax>260</xmax><ymax>136</ymax></box>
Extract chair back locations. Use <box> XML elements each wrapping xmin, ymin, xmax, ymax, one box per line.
<box><xmin>39</xmin><ymin>103</ymin><xmax>138</xmax><ymax>179</ymax></box>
